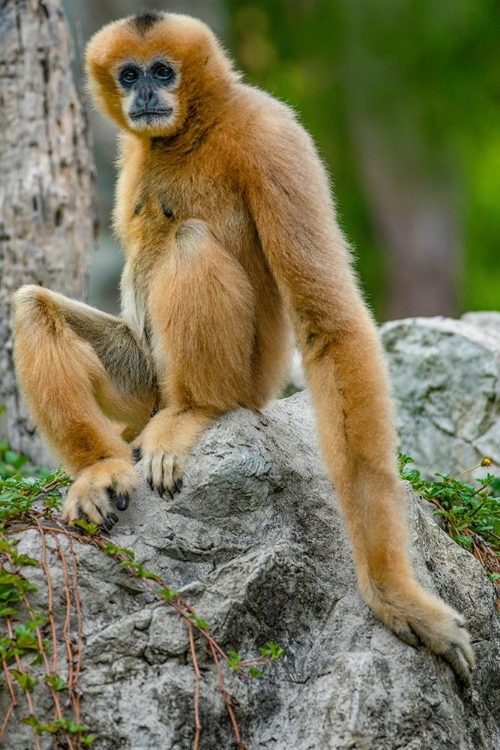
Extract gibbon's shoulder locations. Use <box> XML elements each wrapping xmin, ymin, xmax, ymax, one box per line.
<box><xmin>224</xmin><ymin>82</ymin><xmax>320</xmax><ymax>172</ymax></box>
<box><xmin>221</xmin><ymin>82</ymin><xmax>327</xmax><ymax>200</ymax></box>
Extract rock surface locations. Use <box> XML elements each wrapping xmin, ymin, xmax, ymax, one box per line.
<box><xmin>290</xmin><ymin>312</ymin><xmax>500</xmax><ymax>476</ymax></box>
<box><xmin>2</xmin><ymin>392</ymin><xmax>500</xmax><ymax>749</ymax></box>
<box><xmin>381</xmin><ymin>313</ymin><xmax>500</xmax><ymax>477</ymax></box>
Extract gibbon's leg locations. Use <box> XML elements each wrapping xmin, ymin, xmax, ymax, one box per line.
<box><xmin>133</xmin><ymin>219</ymin><xmax>256</xmax><ymax>496</ymax></box>
<box><xmin>13</xmin><ymin>286</ymin><xmax>157</xmax><ymax>527</ymax></box>
<box><xmin>298</xmin><ymin>296</ymin><xmax>474</xmax><ymax>681</ymax></box>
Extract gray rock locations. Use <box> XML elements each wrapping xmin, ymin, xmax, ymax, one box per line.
<box><xmin>2</xmin><ymin>392</ymin><xmax>499</xmax><ymax>749</ymax></box>
<box><xmin>381</xmin><ymin>315</ymin><xmax>500</xmax><ymax>477</ymax></box>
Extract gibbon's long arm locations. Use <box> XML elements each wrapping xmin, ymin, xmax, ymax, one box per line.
<box><xmin>245</xmin><ymin>116</ymin><xmax>474</xmax><ymax>681</ymax></box>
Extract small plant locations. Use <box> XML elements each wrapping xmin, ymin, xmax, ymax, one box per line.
<box><xmin>0</xmin><ymin>447</ymin><xmax>92</xmax><ymax>748</ymax></box>
<box><xmin>0</xmin><ymin>433</ymin><xmax>285</xmax><ymax>749</ymax></box>
<box><xmin>399</xmin><ymin>453</ymin><xmax>500</xmax><ymax>608</ymax></box>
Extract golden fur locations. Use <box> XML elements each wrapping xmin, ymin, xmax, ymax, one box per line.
<box><xmin>13</xmin><ymin>11</ymin><xmax>474</xmax><ymax>680</ymax></box>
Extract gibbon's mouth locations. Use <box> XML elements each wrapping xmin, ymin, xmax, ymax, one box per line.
<box><xmin>129</xmin><ymin>108</ymin><xmax>173</xmax><ymax>120</ymax></box>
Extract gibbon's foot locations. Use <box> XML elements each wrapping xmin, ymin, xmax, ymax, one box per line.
<box><xmin>134</xmin><ymin>407</ymin><xmax>221</xmax><ymax>494</ymax></box>
<box><xmin>141</xmin><ymin>448</ymin><xmax>185</xmax><ymax>499</ymax></box>
<box><xmin>366</xmin><ymin>579</ymin><xmax>474</xmax><ymax>683</ymax></box>
<box><xmin>133</xmin><ymin>407</ymin><xmax>210</xmax><ymax>499</ymax></box>
<box><xmin>62</xmin><ymin>458</ymin><xmax>139</xmax><ymax>529</ymax></box>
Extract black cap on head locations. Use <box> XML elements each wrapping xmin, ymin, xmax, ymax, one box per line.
<box><xmin>131</xmin><ymin>10</ymin><xmax>163</xmax><ymax>34</ymax></box>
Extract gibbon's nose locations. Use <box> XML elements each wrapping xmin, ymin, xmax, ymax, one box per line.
<box><xmin>136</xmin><ymin>85</ymin><xmax>159</xmax><ymax>110</ymax></box>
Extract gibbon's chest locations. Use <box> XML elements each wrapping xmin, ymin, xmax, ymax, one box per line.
<box><xmin>116</xmin><ymin>155</ymin><xmax>249</xmax><ymax>261</ymax></box>
<box><xmin>117</xmin><ymin>152</ymin><xmax>256</xmax><ymax>338</ymax></box>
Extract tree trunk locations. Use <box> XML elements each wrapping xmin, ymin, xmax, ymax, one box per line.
<box><xmin>350</xmin><ymin>118</ymin><xmax>461</xmax><ymax>320</ymax></box>
<box><xmin>0</xmin><ymin>0</ymin><xmax>97</xmax><ymax>464</ymax></box>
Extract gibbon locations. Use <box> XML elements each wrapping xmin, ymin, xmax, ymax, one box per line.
<box><xmin>12</xmin><ymin>11</ymin><xmax>473</xmax><ymax>680</ymax></box>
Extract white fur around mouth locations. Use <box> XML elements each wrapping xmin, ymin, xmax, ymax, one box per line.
<box><xmin>129</xmin><ymin>108</ymin><xmax>173</xmax><ymax>120</ymax></box>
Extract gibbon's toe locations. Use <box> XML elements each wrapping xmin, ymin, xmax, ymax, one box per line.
<box><xmin>390</xmin><ymin>621</ymin><xmax>420</xmax><ymax>649</ymax></box>
<box><xmin>413</xmin><ymin>608</ymin><xmax>475</xmax><ymax>683</ymax></box>
<box><xmin>142</xmin><ymin>448</ymin><xmax>185</xmax><ymax>499</ymax></box>
<box><xmin>443</xmin><ymin>643</ymin><xmax>473</xmax><ymax>684</ymax></box>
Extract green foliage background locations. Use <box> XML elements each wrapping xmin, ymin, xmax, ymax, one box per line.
<box><xmin>226</xmin><ymin>0</ymin><xmax>500</xmax><ymax>317</ymax></box>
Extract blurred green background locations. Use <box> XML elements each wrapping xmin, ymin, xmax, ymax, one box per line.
<box><xmin>65</xmin><ymin>0</ymin><xmax>500</xmax><ymax>321</ymax></box>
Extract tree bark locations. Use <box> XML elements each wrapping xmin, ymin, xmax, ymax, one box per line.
<box><xmin>0</xmin><ymin>0</ymin><xmax>97</xmax><ymax>464</ymax></box>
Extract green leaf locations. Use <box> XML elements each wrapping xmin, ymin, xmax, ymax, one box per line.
<box><xmin>14</xmin><ymin>554</ymin><xmax>40</xmax><ymax>567</ymax></box>
<box><xmin>249</xmin><ymin>667</ymin><xmax>264</xmax><ymax>678</ymax></box>
<box><xmin>139</xmin><ymin>568</ymin><xmax>161</xmax><ymax>581</ymax></box>
<box><xmin>187</xmin><ymin>614</ymin><xmax>210</xmax><ymax>629</ymax></box>
<box><xmin>0</xmin><ymin>606</ymin><xmax>18</xmax><ymax>617</ymax></box>
<box><xmin>38</xmin><ymin>723</ymin><xmax>59</xmax><ymax>734</ymax></box>
<box><xmin>44</xmin><ymin>674</ymin><xmax>66</xmax><ymax>691</ymax></box>
<box><xmin>452</xmin><ymin>534</ymin><xmax>473</xmax><ymax>550</ymax></box>
<box><xmin>0</xmin><ymin>538</ymin><xmax>17</xmax><ymax>554</ymax></box>
<box><xmin>158</xmin><ymin>588</ymin><xmax>179</xmax><ymax>602</ymax></box>
<box><xmin>259</xmin><ymin>642</ymin><xmax>285</xmax><ymax>659</ymax></box>
<box><xmin>103</xmin><ymin>542</ymin><xmax>135</xmax><ymax>560</ymax></box>
<box><xmin>20</xmin><ymin>715</ymin><xmax>41</xmax><ymax>729</ymax></box>
<box><xmin>51</xmin><ymin>717</ymin><xmax>88</xmax><ymax>733</ymax></box>
<box><xmin>11</xmin><ymin>669</ymin><xmax>37</xmax><ymax>691</ymax></box>
<box><xmin>74</xmin><ymin>519</ymin><xmax>99</xmax><ymax>536</ymax></box>
<box><xmin>226</xmin><ymin>650</ymin><xmax>242</xmax><ymax>669</ymax></box>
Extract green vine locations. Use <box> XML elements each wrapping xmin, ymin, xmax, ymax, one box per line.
<box><xmin>0</xmin><ymin>439</ymin><xmax>284</xmax><ymax>749</ymax></box>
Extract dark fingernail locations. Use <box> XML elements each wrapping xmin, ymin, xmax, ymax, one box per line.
<box><xmin>101</xmin><ymin>519</ymin><xmax>112</xmax><ymax>532</ymax></box>
<box><xmin>132</xmin><ymin>447</ymin><xmax>142</xmax><ymax>463</ymax></box>
<box><xmin>116</xmin><ymin>494</ymin><xmax>129</xmax><ymax>511</ymax></box>
<box><xmin>147</xmin><ymin>479</ymin><xmax>154</xmax><ymax>491</ymax></box>
<box><xmin>109</xmin><ymin>513</ymin><xmax>119</xmax><ymax>523</ymax></box>
<box><xmin>167</xmin><ymin>487</ymin><xmax>174</xmax><ymax>500</ymax></box>
<box><xmin>157</xmin><ymin>486</ymin><xmax>164</xmax><ymax>498</ymax></box>
<box><xmin>174</xmin><ymin>478</ymin><xmax>183</xmax><ymax>492</ymax></box>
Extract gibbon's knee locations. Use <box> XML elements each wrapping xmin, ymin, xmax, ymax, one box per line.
<box><xmin>174</xmin><ymin>218</ymin><xmax>214</xmax><ymax>256</ymax></box>
<box><xmin>13</xmin><ymin>285</ymin><xmax>63</xmax><ymax>336</ymax></box>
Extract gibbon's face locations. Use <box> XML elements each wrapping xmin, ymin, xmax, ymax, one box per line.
<box><xmin>115</xmin><ymin>57</ymin><xmax>179</xmax><ymax>133</ymax></box>
<box><xmin>86</xmin><ymin>11</ymin><xmax>236</xmax><ymax>138</ymax></box>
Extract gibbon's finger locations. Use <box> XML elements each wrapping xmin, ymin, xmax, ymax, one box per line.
<box><xmin>96</xmin><ymin>506</ymin><xmax>113</xmax><ymax>532</ymax></box>
<box><xmin>103</xmin><ymin>512</ymin><xmax>118</xmax><ymax>528</ymax></box>
<box><xmin>115</xmin><ymin>494</ymin><xmax>129</xmax><ymax>511</ymax></box>
<box><xmin>106</xmin><ymin>480</ymin><xmax>131</xmax><ymax>511</ymax></box>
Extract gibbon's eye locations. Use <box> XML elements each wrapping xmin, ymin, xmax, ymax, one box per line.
<box><xmin>119</xmin><ymin>67</ymin><xmax>140</xmax><ymax>86</ymax></box>
<box><xmin>151</xmin><ymin>63</ymin><xmax>175</xmax><ymax>83</ymax></box>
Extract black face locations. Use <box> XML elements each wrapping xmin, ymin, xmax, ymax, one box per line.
<box><xmin>118</xmin><ymin>60</ymin><xmax>176</xmax><ymax>121</ymax></box>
